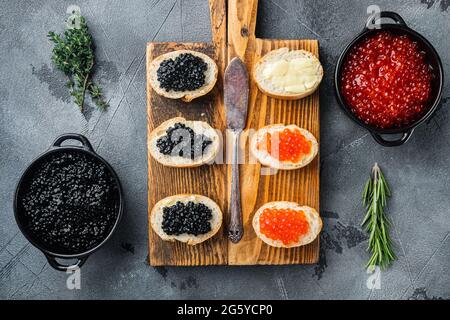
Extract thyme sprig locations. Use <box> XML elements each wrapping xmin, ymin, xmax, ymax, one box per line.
<box><xmin>361</xmin><ymin>163</ymin><xmax>396</xmax><ymax>270</ymax></box>
<box><xmin>48</xmin><ymin>15</ymin><xmax>108</xmax><ymax>112</ymax></box>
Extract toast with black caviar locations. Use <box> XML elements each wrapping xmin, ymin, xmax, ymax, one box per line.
<box><xmin>149</xmin><ymin>50</ymin><xmax>218</xmax><ymax>102</ymax></box>
<box><xmin>148</xmin><ymin>117</ymin><xmax>220</xmax><ymax>168</ymax></box>
<box><xmin>151</xmin><ymin>194</ymin><xmax>223</xmax><ymax>245</ymax></box>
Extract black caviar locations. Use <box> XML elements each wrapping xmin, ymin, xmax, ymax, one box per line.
<box><xmin>156</xmin><ymin>122</ymin><xmax>212</xmax><ymax>159</ymax></box>
<box><xmin>157</xmin><ymin>53</ymin><xmax>208</xmax><ymax>92</ymax></box>
<box><xmin>19</xmin><ymin>151</ymin><xmax>119</xmax><ymax>254</ymax></box>
<box><xmin>162</xmin><ymin>201</ymin><xmax>212</xmax><ymax>236</ymax></box>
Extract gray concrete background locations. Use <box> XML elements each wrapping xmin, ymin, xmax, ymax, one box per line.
<box><xmin>0</xmin><ymin>0</ymin><xmax>449</xmax><ymax>300</ymax></box>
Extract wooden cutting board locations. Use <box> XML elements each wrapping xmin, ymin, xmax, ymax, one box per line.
<box><xmin>147</xmin><ymin>0</ymin><xmax>320</xmax><ymax>266</ymax></box>
<box><xmin>146</xmin><ymin>0</ymin><xmax>227</xmax><ymax>266</ymax></box>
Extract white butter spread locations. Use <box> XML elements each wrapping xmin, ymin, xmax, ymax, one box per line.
<box><xmin>262</xmin><ymin>58</ymin><xmax>318</xmax><ymax>93</ymax></box>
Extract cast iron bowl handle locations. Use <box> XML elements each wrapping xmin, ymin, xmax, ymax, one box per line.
<box><xmin>370</xmin><ymin>129</ymin><xmax>414</xmax><ymax>147</ymax></box>
<box><xmin>45</xmin><ymin>254</ymin><xmax>88</xmax><ymax>272</ymax></box>
<box><xmin>366</xmin><ymin>11</ymin><xmax>407</xmax><ymax>29</ymax></box>
<box><xmin>52</xmin><ymin>133</ymin><xmax>94</xmax><ymax>152</ymax></box>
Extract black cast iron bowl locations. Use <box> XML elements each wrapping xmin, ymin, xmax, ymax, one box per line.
<box><xmin>335</xmin><ymin>11</ymin><xmax>444</xmax><ymax>147</ymax></box>
<box><xmin>14</xmin><ymin>134</ymin><xmax>123</xmax><ymax>271</ymax></box>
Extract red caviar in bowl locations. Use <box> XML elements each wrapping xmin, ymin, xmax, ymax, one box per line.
<box><xmin>259</xmin><ymin>208</ymin><xmax>309</xmax><ymax>245</ymax></box>
<box><xmin>258</xmin><ymin>128</ymin><xmax>312</xmax><ymax>162</ymax></box>
<box><xmin>341</xmin><ymin>31</ymin><xmax>434</xmax><ymax>129</ymax></box>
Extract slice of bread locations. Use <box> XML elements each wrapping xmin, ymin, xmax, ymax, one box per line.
<box><xmin>254</xmin><ymin>47</ymin><xmax>323</xmax><ymax>100</ymax></box>
<box><xmin>252</xmin><ymin>201</ymin><xmax>322</xmax><ymax>248</ymax></box>
<box><xmin>151</xmin><ymin>194</ymin><xmax>223</xmax><ymax>245</ymax></box>
<box><xmin>149</xmin><ymin>50</ymin><xmax>218</xmax><ymax>102</ymax></box>
<box><xmin>149</xmin><ymin>117</ymin><xmax>220</xmax><ymax>168</ymax></box>
<box><xmin>250</xmin><ymin>124</ymin><xmax>318</xmax><ymax>170</ymax></box>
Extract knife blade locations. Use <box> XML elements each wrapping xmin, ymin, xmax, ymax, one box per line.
<box><xmin>225</xmin><ymin>57</ymin><xmax>249</xmax><ymax>130</ymax></box>
<box><xmin>224</xmin><ymin>57</ymin><xmax>249</xmax><ymax>244</ymax></box>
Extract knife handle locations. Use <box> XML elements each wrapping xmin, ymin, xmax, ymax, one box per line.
<box><xmin>228</xmin><ymin>130</ymin><xmax>243</xmax><ymax>243</ymax></box>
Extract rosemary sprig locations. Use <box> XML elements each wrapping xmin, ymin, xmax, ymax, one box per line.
<box><xmin>361</xmin><ymin>163</ymin><xmax>396</xmax><ymax>270</ymax></box>
<box><xmin>48</xmin><ymin>15</ymin><xmax>108</xmax><ymax>112</ymax></box>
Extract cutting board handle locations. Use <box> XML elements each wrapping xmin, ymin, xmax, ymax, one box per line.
<box><xmin>209</xmin><ymin>0</ymin><xmax>226</xmax><ymax>61</ymax></box>
<box><xmin>227</xmin><ymin>0</ymin><xmax>259</xmax><ymax>61</ymax></box>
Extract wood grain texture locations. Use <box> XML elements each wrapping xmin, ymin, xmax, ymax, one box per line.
<box><xmin>147</xmin><ymin>0</ymin><xmax>227</xmax><ymax>266</ymax></box>
<box><xmin>227</xmin><ymin>0</ymin><xmax>321</xmax><ymax>265</ymax></box>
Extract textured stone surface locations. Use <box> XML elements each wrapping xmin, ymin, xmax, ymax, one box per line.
<box><xmin>0</xmin><ymin>0</ymin><xmax>449</xmax><ymax>300</ymax></box>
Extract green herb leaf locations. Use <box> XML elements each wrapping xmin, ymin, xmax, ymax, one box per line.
<box><xmin>361</xmin><ymin>163</ymin><xmax>396</xmax><ymax>270</ymax></box>
<box><xmin>48</xmin><ymin>15</ymin><xmax>107</xmax><ymax>112</ymax></box>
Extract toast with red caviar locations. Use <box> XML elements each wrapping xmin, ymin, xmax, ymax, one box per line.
<box><xmin>250</xmin><ymin>124</ymin><xmax>318</xmax><ymax>170</ymax></box>
<box><xmin>252</xmin><ymin>202</ymin><xmax>322</xmax><ymax>248</ymax></box>
<box><xmin>151</xmin><ymin>194</ymin><xmax>223</xmax><ymax>245</ymax></box>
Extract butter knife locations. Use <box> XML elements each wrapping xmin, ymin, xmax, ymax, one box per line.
<box><xmin>224</xmin><ymin>57</ymin><xmax>249</xmax><ymax>244</ymax></box>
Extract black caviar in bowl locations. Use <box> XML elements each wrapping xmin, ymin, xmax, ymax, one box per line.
<box><xmin>14</xmin><ymin>134</ymin><xmax>123</xmax><ymax>271</ymax></box>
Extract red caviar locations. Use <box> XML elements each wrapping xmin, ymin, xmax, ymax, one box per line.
<box><xmin>259</xmin><ymin>208</ymin><xmax>309</xmax><ymax>245</ymax></box>
<box><xmin>258</xmin><ymin>128</ymin><xmax>312</xmax><ymax>162</ymax></box>
<box><xmin>341</xmin><ymin>31</ymin><xmax>433</xmax><ymax>129</ymax></box>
